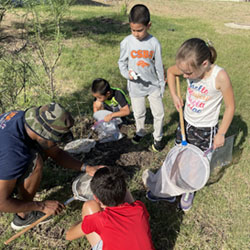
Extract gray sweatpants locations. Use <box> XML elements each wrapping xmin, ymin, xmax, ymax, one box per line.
<box><xmin>130</xmin><ymin>88</ymin><xmax>164</xmax><ymax>141</ymax></box>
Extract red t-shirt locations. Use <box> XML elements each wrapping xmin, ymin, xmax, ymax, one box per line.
<box><xmin>81</xmin><ymin>200</ymin><xmax>155</xmax><ymax>250</ymax></box>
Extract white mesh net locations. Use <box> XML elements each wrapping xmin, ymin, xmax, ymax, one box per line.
<box><xmin>142</xmin><ymin>144</ymin><xmax>210</xmax><ymax>197</ymax></box>
<box><xmin>72</xmin><ymin>173</ymin><xmax>94</xmax><ymax>201</ymax></box>
<box><xmin>64</xmin><ymin>139</ymin><xmax>96</xmax><ymax>154</ymax></box>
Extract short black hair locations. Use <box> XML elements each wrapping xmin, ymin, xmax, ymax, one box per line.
<box><xmin>90</xmin><ymin>167</ymin><xmax>127</xmax><ymax>207</ymax></box>
<box><xmin>91</xmin><ymin>78</ymin><xmax>111</xmax><ymax>95</ymax></box>
<box><xmin>129</xmin><ymin>4</ymin><xmax>150</xmax><ymax>26</ymax></box>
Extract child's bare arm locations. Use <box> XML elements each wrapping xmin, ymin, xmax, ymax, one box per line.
<box><xmin>213</xmin><ymin>70</ymin><xmax>235</xmax><ymax>149</ymax></box>
<box><xmin>104</xmin><ymin>105</ymin><xmax>130</xmax><ymax>122</ymax></box>
<box><xmin>65</xmin><ymin>221</ymin><xmax>85</xmax><ymax>241</ymax></box>
<box><xmin>167</xmin><ymin>65</ymin><xmax>184</xmax><ymax>111</ymax></box>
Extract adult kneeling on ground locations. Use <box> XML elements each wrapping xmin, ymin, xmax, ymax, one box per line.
<box><xmin>0</xmin><ymin>103</ymin><xmax>102</xmax><ymax>230</ymax></box>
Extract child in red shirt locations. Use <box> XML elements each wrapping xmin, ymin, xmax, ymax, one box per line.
<box><xmin>66</xmin><ymin>167</ymin><xmax>155</xmax><ymax>250</ymax></box>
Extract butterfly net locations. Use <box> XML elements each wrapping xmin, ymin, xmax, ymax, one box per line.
<box><xmin>72</xmin><ymin>173</ymin><xmax>94</xmax><ymax>201</ymax></box>
<box><xmin>142</xmin><ymin>144</ymin><xmax>210</xmax><ymax>197</ymax></box>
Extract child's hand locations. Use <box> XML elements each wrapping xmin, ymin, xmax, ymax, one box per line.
<box><xmin>93</xmin><ymin>100</ymin><xmax>104</xmax><ymax>113</ymax></box>
<box><xmin>129</xmin><ymin>69</ymin><xmax>137</xmax><ymax>80</ymax></box>
<box><xmin>173</xmin><ymin>95</ymin><xmax>183</xmax><ymax>111</ymax></box>
<box><xmin>104</xmin><ymin>113</ymin><xmax>113</xmax><ymax>122</ymax></box>
<box><xmin>213</xmin><ymin>133</ymin><xmax>225</xmax><ymax>149</ymax></box>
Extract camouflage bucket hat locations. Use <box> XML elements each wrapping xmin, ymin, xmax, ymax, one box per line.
<box><xmin>24</xmin><ymin>103</ymin><xmax>74</xmax><ymax>143</ymax></box>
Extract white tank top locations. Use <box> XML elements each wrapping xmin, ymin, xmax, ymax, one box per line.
<box><xmin>184</xmin><ymin>65</ymin><xmax>223</xmax><ymax>127</ymax></box>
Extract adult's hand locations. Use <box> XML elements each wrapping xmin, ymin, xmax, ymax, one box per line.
<box><xmin>36</xmin><ymin>200</ymin><xmax>65</xmax><ymax>215</ymax></box>
<box><xmin>86</xmin><ymin>165</ymin><xmax>105</xmax><ymax>176</ymax></box>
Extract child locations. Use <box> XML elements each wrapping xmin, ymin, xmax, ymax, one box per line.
<box><xmin>165</xmin><ymin>38</ymin><xmax>235</xmax><ymax>211</ymax></box>
<box><xmin>66</xmin><ymin>167</ymin><xmax>155</xmax><ymax>250</ymax></box>
<box><xmin>118</xmin><ymin>4</ymin><xmax>165</xmax><ymax>152</ymax></box>
<box><xmin>92</xmin><ymin>78</ymin><xmax>130</xmax><ymax>123</ymax></box>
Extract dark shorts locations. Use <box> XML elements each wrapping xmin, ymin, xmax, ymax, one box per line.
<box><xmin>175</xmin><ymin>120</ymin><xmax>218</xmax><ymax>152</ymax></box>
<box><xmin>16</xmin><ymin>149</ymin><xmax>39</xmax><ymax>185</ymax></box>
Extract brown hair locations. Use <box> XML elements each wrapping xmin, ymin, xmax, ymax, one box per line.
<box><xmin>176</xmin><ymin>38</ymin><xmax>217</xmax><ymax>69</ymax></box>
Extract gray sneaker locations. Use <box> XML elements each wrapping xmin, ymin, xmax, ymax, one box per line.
<box><xmin>11</xmin><ymin>211</ymin><xmax>52</xmax><ymax>230</ymax></box>
<box><xmin>146</xmin><ymin>191</ymin><xmax>176</xmax><ymax>203</ymax></box>
<box><xmin>180</xmin><ymin>192</ymin><xmax>194</xmax><ymax>211</ymax></box>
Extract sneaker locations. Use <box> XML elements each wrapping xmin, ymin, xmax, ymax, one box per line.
<box><xmin>180</xmin><ymin>192</ymin><xmax>195</xmax><ymax>212</ymax></box>
<box><xmin>11</xmin><ymin>211</ymin><xmax>52</xmax><ymax>230</ymax></box>
<box><xmin>121</xmin><ymin>117</ymin><xmax>133</xmax><ymax>125</ymax></box>
<box><xmin>131</xmin><ymin>134</ymin><xmax>143</xmax><ymax>144</ymax></box>
<box><xmin>146</xmin><ymin>191</ymin><xmax>176</xmax><ymax>203</ymax></box>
<box><xmin>152</xmin><ymin>140</ymin><xmax>164</xmax><ymax>152</ymax></box>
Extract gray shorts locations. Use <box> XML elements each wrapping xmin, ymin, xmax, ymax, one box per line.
<box><xmin>92</xmin><ymin>240</ymin><xmax>103</xmax><ymax>250</ymax></box>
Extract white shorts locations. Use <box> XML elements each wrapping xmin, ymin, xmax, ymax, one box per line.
<box><xmin>92</xmin><ymin>240</ymin><xmax>103</xmax><ymax>250</ymax></box>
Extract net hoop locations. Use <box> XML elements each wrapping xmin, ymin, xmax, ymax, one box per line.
<box><xmin>72</xmin><ymin>173</ymin><xmax>94</xmax><ymax>201</ymax></box>
<box><xmin>143</xmin><ymin>144</ymin><xmax>210</xmax><ymax>197</ymax></box>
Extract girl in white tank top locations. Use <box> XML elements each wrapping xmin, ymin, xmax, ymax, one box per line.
<box><xmin>168</xmin><ymin>38</ymin><xmax>235</xmax><ymax>151</ymax></box>
<box><xmin>166</xmin><ymin>38</ymin><xmax>235</xmax><ymax>211</ymax></box>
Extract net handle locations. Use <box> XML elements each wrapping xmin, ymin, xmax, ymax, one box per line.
<box><xmin>4</xmin><ymin>197</ymin><xmax>75</xmax><ymax>245</ymax></box>
<box><xmin>176</xmin><ymin>76</ymin><xmax>187</xmax><ymax>145</ymax></box>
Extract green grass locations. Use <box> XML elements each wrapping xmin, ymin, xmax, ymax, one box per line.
<box><xmin>0</xmin><ymin>1</ymin><xmax>250</xmax><ymax>249</ymax></box>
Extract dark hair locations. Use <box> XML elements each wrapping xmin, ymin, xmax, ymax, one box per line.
<box><xmin>90</xmin><ymin>167</ymin><xmax>127</xmax><ymax>207</ymax></box>
<box><xmin>129</xmin><ymin>4</ymin><xmax>150</xmax><ymax>26</ymax></box>
<box><xmin>91</xmin><ymin>78</ymin><xmax>111</xmax><ymax>95</ymax></box>
<box><xmin>176</xmin><ymin>38</ymin><xmax>217</xmax><ymax>69</ymax></box>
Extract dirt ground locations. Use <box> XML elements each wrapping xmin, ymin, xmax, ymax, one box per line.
<box><xmin>0</xmin><ymin>4</ymin><xmax>169</xmax><ymax>247</ymax></box>
<box><xmin>72</xmin><ymin>115</ymin><xmax>158</xmax><ymax>170</ymax></box>
<box><xmin>1</xmin><ymin>116</ymin><xmax>167</xmax><ymax>249</ymax></box>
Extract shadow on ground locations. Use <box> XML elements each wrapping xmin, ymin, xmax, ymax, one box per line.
<box><xmin>206</xmin><ymin>114</ymin><xmax>248</xmax><ymax>186</ymax></box>
<box><xmin>73</xmin><ymin>0</ymin><xmax>109</xmax><ymax>6</ymax></box>
<box><xmin>134</xmin><ymin>189</ymin><xmax>184</xmax><ymax>250</ymax></box>
<box><xmin>10</xmin><ymin>15</ymin><xmax>130</xmax><ymax>46</ymax></box>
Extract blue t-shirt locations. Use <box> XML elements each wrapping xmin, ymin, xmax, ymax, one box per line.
<box><xmin>0</xmin><ymin>111</ymin><xmax>37</xmax><ymax>180</ymax></box>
